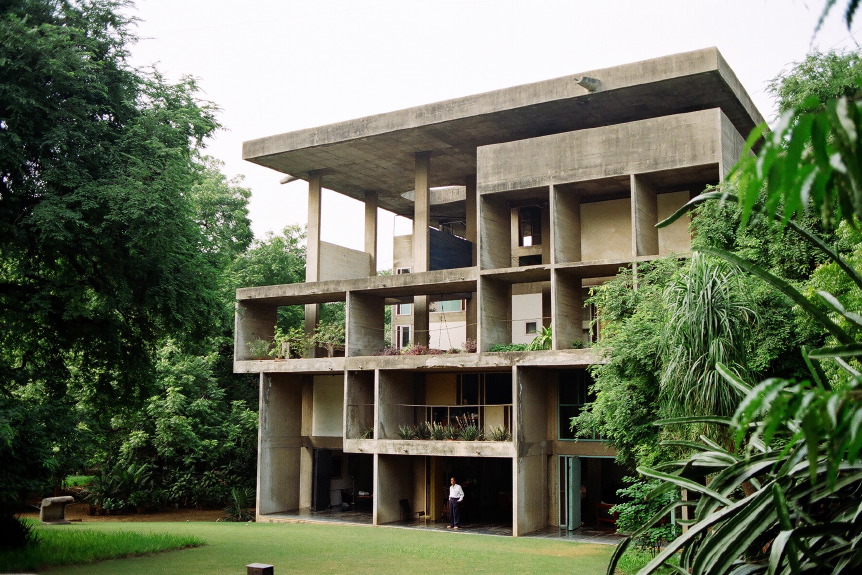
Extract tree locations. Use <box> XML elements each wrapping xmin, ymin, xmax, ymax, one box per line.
<box><xmin>0</xmin><ymin>0</ymin><xmax>223</xmax><ymax>502</ymax></box>
<box><xmin>608</xmin><ymin>12</ymin><xmax>862</xmax><ymax>574</ymax></box>
<box><xmin>659</xmin><ymin>253</ymin><xmax>754</xmax><ymax>444</ymax></box>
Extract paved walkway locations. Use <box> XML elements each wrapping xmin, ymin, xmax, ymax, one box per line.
<box><xmin>261</xmin><ymin>508</ymin><xmax>623</xmax><ymax>545</ymax></box>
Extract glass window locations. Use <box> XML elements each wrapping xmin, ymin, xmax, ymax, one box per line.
<box><xmin>518</xmin><ymin>206</ymin><xmax>542</xmax><ymax>247</ymax></box>
<box><xmin>433</xmin><ymin>299</ymin><xmax>464</xmax><ymax>313</ymax></box>
<box><xmin>525</xmin><ymin>321</ymin><xmax>537</xmax><ymax>334</ymax></box>
<box><xmin>558</xmin><ymin>370</ymin><xmax>598</xmax><ymax>440</ymax></box>
<box><xmin>396</xmin><ymin>303</ymin><xmax>412</xmax><ymax>315</ymax></box>
<box><xmin>396</xmin><ymin>325</ymin><xmax>411</xmax><ymax>349</ymax></box>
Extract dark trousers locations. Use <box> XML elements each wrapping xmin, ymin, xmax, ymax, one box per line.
<box><xmin>449</xmin><ymin>498</ymin><xmax>460</xmax><ymax>527</ymax></box>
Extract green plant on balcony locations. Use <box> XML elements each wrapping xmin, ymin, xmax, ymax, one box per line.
<box><xmin>487</xmin><ymin>425</ymin><xmax>512</xmax><ymax>441</ymax></box>
<box><xmin>273</xmin><ymin>326</ymin><xmax>310</xmax><ymax>359</ymax></box>
<box><xmin>488</xmin><ymin>343</ymin><xmax>528</xmax><ymax>352</ymax></box>
<box><xmin>526</xmin><ymin>326</ymin><xmax>552</xmax><ymax>351</ymax></box>
<box><xmin>459</xmin><ymin>425</ymin><xmax>483</xmax><ymax>441</ymax></box>
<box><xmin>245</xmin><ymin>338</ymin><xmax>273</xmax><ymax>359</ymax></box>
<box><xmin>416</xmin><ymin>421</ymin><xmax>432</xmax><ymax>439</ymax></box>
<box><xmin>313</xmin><ymin>321</ymin><xmax>345</xmax><ymax>358</ymax></box>
<box><xmin>442</xmin><ymin>424</ymin><xmax>460</xmax><ymax>440</ymax></box>
<box><xmin>397</xmin><ymin>424</ymin><xmax>418</xmax><ymax>440</ymax></box>
<box><xmin>428</xmin><ymin>422</ymin><xmax>446</xmax><ymax>440</ymax></box>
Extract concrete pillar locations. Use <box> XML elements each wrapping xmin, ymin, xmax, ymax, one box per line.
<box><xmin>478</xmin><ymin>277</ymin><xmax>510</xmax><ymax>351</ymax></box>
<box><xmin>413</xmin><ymin>152</ymin><xmax>431</xmax><ymax>273</ymax></box>
<box><xmin>413</xmin><ymin>152</ymin><xmax>431</xmax><ymax>347</ymax></box>
<box><xmin>364</xmin><ymin>191</ymin><xmax>378</xmax><ymax>275</ymax></box>
<box><xmin>631</xmin><ymin>174</ymin><xmax>659</xmax><ymax>257</ymax></box>
<box><xmin>551</xmin><ymin>184</ymin><xmax>582</xmax><ymax>264</ymax></box>
<box><xmin>513</xmin><ymin>366</ymin><xmax>549</xmax><ymax>536</ymax></box>
<box><xmin>346</xmin><ymin>291</ymin><xmax>384</xmax><ymax>357</ymax></box>
<box><xmin>479</xmin><ymin>195</ymin><xmax>511</xmax><ymax>270</ymax></box>
<box><xmin>305</xmin><ymin>173</ymin><xmax>322</xmax><ymax>356</ymax></box>
<box><xmin>465</xmin><ymin>175</ymin><xmax>477</xmax><ymax>266</ymax></box>
<box><xmin>552</xmin><ymin>270</ymin><xmax>584</xmax><ymax>349</ymax></box>
<box><xmin>257</xmin><ymin>373</ymin><xmax>303</xmax><ymax>517</ymax></box>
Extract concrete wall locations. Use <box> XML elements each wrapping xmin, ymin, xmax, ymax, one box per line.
<box><xmin>477</xmin><ymin>109</ymin><xmax>725</xmax><ymax>194</ymax></box>
<box><xmin>312</xmin><ymin>375</ymin><xmax>344</xmax><ymax>437</ymax></box>
<box><xmin>514</xmin><ymin>454</ymin><xmax>547</xmax><ymax>536</ymax></box>
<box><xmin>392</xmin><ymin>231</ymin><xmax>473</xmax><ymax>272</ymax></box>
<box><xmin>235</xmin><ymin>302</ymin><xmax>277</xmax><ymax>360</ymax></box>
<box><xmin>378</xmin><ymin>371</ymin><xmax>414</xmax><ymax>439</ymax></box>
<box><xmin>512</xmin><ymin>293</ymin><xmax>542</xmax><ymax>345</ymax></box>
<box><xmin>376</xmin><ymin>454</ymin><xmax>413</xmax><ymax>524</ymax></box>
<box><xmin>658</xmin><ymin>191</ymin><xmax>692</xmax><ymax>254</ymax></box>
<box><xmin>319</xmin><ymin>241</ymin><xmax>373</xmax><ymax>280</ymax></box>
<box><xmin>425</xmin><ymin>373</ymin><xmax>457</xmax><ymax>405</ymax></box>
<box><xmin>581</xmin><ymin>199</ymin><xmax>632</xmax><ymax>261</ymax></box>
<box><xmin>257</xmin><ymin>373</ymin><xmax>303</xmax><ymax>516</ymax></box>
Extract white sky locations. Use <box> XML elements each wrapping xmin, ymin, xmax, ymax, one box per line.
<box><xmin>124</xmin><ymin>0</ymin><xmax>859</xmax><ymax>269</ymax></box>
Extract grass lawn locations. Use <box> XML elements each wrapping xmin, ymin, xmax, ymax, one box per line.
<box><xmin>29</xmin><ymin>521</ymin><xmax>616</xmax><ymax>575</ymax></box>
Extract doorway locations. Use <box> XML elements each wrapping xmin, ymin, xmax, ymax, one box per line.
<box><xmin>559</xmin><ymin>456</ymin><xmax>627</xmax><ymax>530</ymax></box>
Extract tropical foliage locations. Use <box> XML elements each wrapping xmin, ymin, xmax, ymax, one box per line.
<box><xmin>607</xmin><ymin>12</ymin><xmax>862</xmax><ymax>573</ymax></box>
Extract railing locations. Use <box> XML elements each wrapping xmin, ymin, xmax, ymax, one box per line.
<box><xmin>393</xmin><ymin>403</ymin><xmax>513</xmax><ymax>438</ymax></box>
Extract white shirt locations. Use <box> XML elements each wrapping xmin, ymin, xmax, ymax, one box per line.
<box><xmin>449</xmin><ymin>483</ymin><xmax>464</xmax><ymax>501</ymax></box>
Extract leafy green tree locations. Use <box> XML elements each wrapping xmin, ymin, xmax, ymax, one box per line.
<box><xmin>229</xmin><ymin>225</ymin><xmax>307</xmax><ymax>332</ymax></box>
<box><xmin>659</xmin><ymin>253</ymin><xmax>754</xmax><ymax>444</ymax></box>
<box><xmin>608</xmin><ymin>7</ymin><xmax>862</xmax><ymax>572</ymax></box>
<box><xmin>572</xmin><ymin>258</ymin><xmax>682</xmax><ymax>468</ymax></box>
<box><xmin>767</xmin><ymin>50</ymin><xmax>862</xmax><ymax>114</ymax></box>
<box><xmin>0</xmin><ymin>0</ymin><xmax>235</xmax><ymax>504</ymax></box>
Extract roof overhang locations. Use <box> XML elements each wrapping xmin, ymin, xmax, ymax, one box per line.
<box><xmin>243</xmin><ymin>47</ymin><xmax>763</xmax><ymax>219</ymax></box>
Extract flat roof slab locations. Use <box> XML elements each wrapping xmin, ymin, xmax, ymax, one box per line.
<box><xmin>243</xmin><ymin>48</ymin><xmax>763</xmax><ymax>217</ymax></box>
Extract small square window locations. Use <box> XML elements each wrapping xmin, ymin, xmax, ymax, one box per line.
<box><xmin>525</xmin><ymin>322</ymin><xmax>537</xmax><ymax>335</ymax></box>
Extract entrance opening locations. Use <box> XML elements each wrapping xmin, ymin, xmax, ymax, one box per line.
<box><xmin>439</xmin><ymin>457</ymin><xmax>512</xmax><ymax>525</ymax></box>
<box><xmin>559</xmin><ymin>456</ymin><xmax>627</xmax><ymax>530</ymax></box>
<box><xmin>312</xmin><ymin>450</ymin><xmax>373</xmax><ymax>512</ymax></box>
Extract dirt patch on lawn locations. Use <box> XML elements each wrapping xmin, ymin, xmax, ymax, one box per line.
<box><xmin>20</xmin><ymin>503</ymin><xmax>227</xmax><ymax>523</ymax></box>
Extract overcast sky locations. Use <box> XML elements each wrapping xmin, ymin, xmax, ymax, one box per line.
<box><xmin>124</xmin><ymin>0</ymin><xmax>859</xmax><ymax>269</ymax></box>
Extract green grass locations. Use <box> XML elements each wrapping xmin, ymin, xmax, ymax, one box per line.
<box><xmin>10</xmin><ymin>521</ymin><xmax>616</xmax><ymax>575</ymax></box>
<box><xmin>62</xmin><ymin>475</ymin><xmax>94</xmax><ymax>488</ymax></box>
<box><xmin>0</xmin><ymin>523</ymin><xmax>203</xmax><ymax>573</ymax></box>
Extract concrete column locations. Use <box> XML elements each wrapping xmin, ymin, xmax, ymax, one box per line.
<box><xmin>364</xmin><ymin>191</ymin><xmax>378</xmax><ymax>275</ymax></box>
<box><xmin>305</xmin><ymin>173</ymin><xmax>322</xmax><ymax>356</ymax></box>
<box><xmin>478</xmin><ymin>277</ymin><xmax>510</xmax><ymax>351</ymax></box>
<box><xmin>513</xmin><ymin>366</ymin><xmax>549</xmax><ymax>536</ymax></box>
<box><xmin>257</xmin><ymin>373</ymin><xmax>303</xmax><ymax>517</ymax></box>
<box><xmin>413</xmin><ymin>152</ymin><xmax>431</xmax><ymax>273</ymax></box>
<box><xmin>465</xmin><ymin>175</ymin><xmax>477</xmax><ymax>266</ymax></box>
<box><xmin>413</xmin><ymin>152</ymin><xmax>431</xmax><ymax>347</ymax></box>
<box><xmin>346</xmin><ymin>291</ymin><xmax>384</xmax><ymax>357</ymax></box>
<box><xmin>552</xmin><ymin>269</ymin><xmax>584</xmax><ymax>349</ymax></box>
<box><xmin>551</xmin><ymin>185</ymin><xmax>582</xmax><ymax>264</ymax></box>
<box><xmin>479</xmin><ymin>195</ymin><xmax>511</xmax><ymax>270</ymax></box>
<box><xmin>631</xmin><ymin>174</ymin><xmax>659</xmax><ymax>257</ymax></box>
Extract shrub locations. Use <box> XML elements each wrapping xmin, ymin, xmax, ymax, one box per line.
<box><xmin>428</xmin><ymin>422</ymin><xmax>446</xmax><ymax>440</ymax></box>
<box><xmin>416</xmin><ymin>422</ymin><xmax>432</xmax><ymax>440</ymax></box>
<box><xmin>611</xmin><ymin>477</ymin><xmax>680</xmax><ymax>553</ymax></box>
<box><xmin>0</xmin><ymin>513</ymin><xmax>39</xmax><ymax>551</ymax></box>
<box><xmin>397</xmin><ymin>424</ymin><xmax>417</xmax><ymax>440</ymax></box>
<box><xmin>462</xmin><ymin>339</ymin><xmax>477</xmax><ymax>353</ymax></box>
<box><xmin>489</xmin><ymin>343</ymin><xmax>528</xmax><ymax>352</ymax></box>
<box><xmin>223</xmin><ymin>486</ymin><xmax>255</xmax><ymax>522</ymax></box>
<box><xmin>487</xmin><ymin>426</ymin><xmax>512</xmax><ymax>441</ymax></box>
<box><xmin>459</xmin><ymin>425</ymin><xmax>483</xmax><ymax>441</ymax></box>
<box><xmin>442</xmin><ymin>424</ymin><xmax>459</xmax><ymax>440</ymax></box>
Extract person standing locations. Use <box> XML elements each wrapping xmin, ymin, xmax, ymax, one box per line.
<box><xmin>447</xmin><ymin>476</ymin><xmax>464</xmax><ymax>529</ymax></box>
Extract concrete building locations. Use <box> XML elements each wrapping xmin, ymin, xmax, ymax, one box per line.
<box><xmin>235</xmin><ymin>48</ymin><xmax>763</xmax><ymax>535</ymax></box>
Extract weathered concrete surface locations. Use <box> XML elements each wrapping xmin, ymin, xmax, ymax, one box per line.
<box><xmin>476</xmin><ymin>109</ymin><xmax>727</xmax><ymax>194</ymax></box>
<box><xmin>243</xmin><ymin>48</ymin><xmax>761</xmax><ymax>215</ymax></box>
<box><xmin>40</xmin><ymin>496</ymin><xmax>75</xmax><ymax>525</ymax></box>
